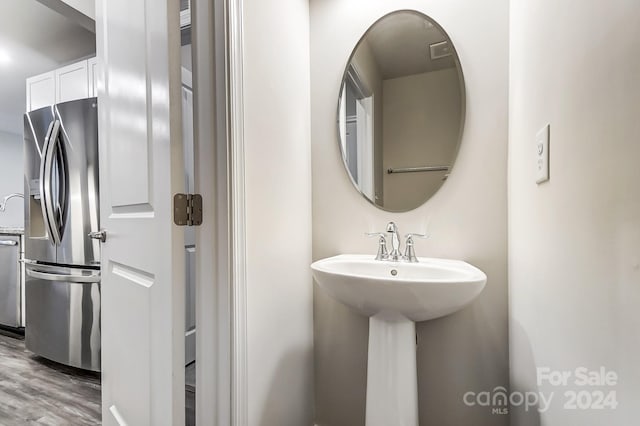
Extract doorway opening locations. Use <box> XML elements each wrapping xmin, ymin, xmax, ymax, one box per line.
<box><xmin>181</xmin><ymin>18</ymin><xmax>197</xmax><ymax>423</ymax></box>
<box><xmin>0</xmin><ymin>0</ymin><xmax>100</xmax><ymax>423</ymax></box>
<box><xmin>180</xmin><ymin>2</ymin><xmax>197</xmax><ymax>425</ymax></box>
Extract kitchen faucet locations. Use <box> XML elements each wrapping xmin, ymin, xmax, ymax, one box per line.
<box><xmin>0</xmin><ymin>193</ymin><xmax>24</xmax><ymax>212</ymax></box>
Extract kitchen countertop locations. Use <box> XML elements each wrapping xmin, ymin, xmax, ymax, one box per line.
<box><xmin>0</xmin><ymin>227</ymin><xmax>24</xmax><ymax>235</ymax></box>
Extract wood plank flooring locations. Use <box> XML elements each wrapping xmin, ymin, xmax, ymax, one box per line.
<box><xmin>185</xmin><ymin>362</ymin><xmax>195</xmax><ymax>426</ymax></box>
<box><xmin>0</xmin><ymin>334</ymin><xmax>195</xmax><ymax>425</ymax></box>
<box><xmin>0</xmin><ymin>334</ymin><xmax>101</xmax><ymax>425</ymax></box>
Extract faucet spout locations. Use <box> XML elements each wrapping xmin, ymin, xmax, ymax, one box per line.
<box><xmin>0</xmin><ymin>193</ymin><xmax>24</xmax><ymax>212</ymax></box>
<box><xmin>386</xmin><ymin>222</ymin><xmax>402</xmax><ymax>261</ymax></box>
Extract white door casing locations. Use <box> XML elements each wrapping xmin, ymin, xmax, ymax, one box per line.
<box><xmin>191</xmin><ymin>0</ymin><xmax>233</xmax><ymax>422</ymax></box>
<box><xmin>96</xmin><ymin>0</ymin><xmax>185</xmax><ymax>424</ymax></box>
<box><xmin>181</xmin><ymin>67</ymin><xmax>196</xmax><ymax>365</ymax></box>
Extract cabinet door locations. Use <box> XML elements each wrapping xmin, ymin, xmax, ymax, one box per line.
<box><xmin>88</xmin><ymin>57</ymin><xmax>98</xmax><ymax>97</ymax></box>
<box><xmin>26</xmin><ymin>71</ymin><xmax>55</xmax><ymax>111</ymax></box>
<box><xmin>55</xmin><ymin>60</ymin><xmax>89</xmax><ymax>104</ymax></box>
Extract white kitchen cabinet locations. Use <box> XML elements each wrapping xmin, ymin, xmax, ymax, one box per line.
<box><xmin>88</xmin><ymin>57</ymin><xmax>98</xmax><ymax>97</ymax></box>
<box><xmin>26</xmin><ymin>57</ymin><xmax>96</xmax><ymax>111</ymax></box>
<box><xmin>26</xmin><ymin>71</ymin><xmax>55</xmax><ymax>111</ymax></box>
<box><xmin>55</xmin><ymin>60</ymin><xmax>89</xmax><ymax>103</ymax></box>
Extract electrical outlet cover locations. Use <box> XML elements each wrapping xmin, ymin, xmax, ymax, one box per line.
<box><xmin>536</xmin><ymin>124</ymin><xmax>550</xmax><ymax>184</ymax></box>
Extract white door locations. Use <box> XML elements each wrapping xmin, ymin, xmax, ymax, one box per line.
<box><xmin>356</xmin><ymin>96</ymin><xmax>374</xmax><ymax>199</ymax></box>
<box><xmin>96</xmin><ymin>0</ymin><xmax>185</xmax><ymax>425</ymax></box>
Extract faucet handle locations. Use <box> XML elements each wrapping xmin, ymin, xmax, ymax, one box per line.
<box><xmin>365</xmin><ymin>232</ymin><xmax>389</xmax><ymax>261</ymax></box>
<box><xmin>405</xmin><ymin>233</ymin><xmax>428</xmax><ymax>241</ymax></box>
<box><xmin>403</xmin><ymin>233</ymin><xmax>428</xmax><ymax>263</ymax></box>
<box><xmin>365</xmin><ymin>232</ymin><xmax>386</xmax><ymax>238</ymax></box>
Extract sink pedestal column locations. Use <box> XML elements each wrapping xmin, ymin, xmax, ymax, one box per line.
<box><xmin>365</xmin><ymin>311</ymin><xmax>418</xmax><ymax>426</ymax></box>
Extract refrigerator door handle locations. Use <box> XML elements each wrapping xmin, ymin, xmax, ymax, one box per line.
<box><xmin>52</xmin><ymin>118</ymin><xmax>69</xmax><ymax>241</ymax></box>
<box><xmin>26</xmin><ymin>267</ymin><xmax>101</xmax><ymax>284</ymax></box>
<box><xmin>39</xmin><ymin>120</ymin><xmax>56</xmax><ymax>245</ymax></box>
<box><xmin>0</xmin><ymin>240</ymin><xmax>19</xmax><ymax>246</ymax></box>
<box><xmin>42</xmin><ymin>120</ymin><xmax>62</xmax><ymax>245</ymax></box>
<box><xmin>23</xmin><ymin>259</ymin><xmax>100</xmax><ymax>273</ymax></box>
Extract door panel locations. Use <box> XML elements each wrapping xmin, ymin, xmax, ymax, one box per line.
<box><xmin>96</xmin><ymin>0</ymin><xmax>185</xmax><ymax>424</ymax></box>
<box><xmin>104</xmin><ymin>263</ymin><xmax>152</xmax><ymax>423</ymax></box>
<box><xmin>102</xmin><ymin>0</ymin><xmax>150</xmax><ymax>209</ymax></box>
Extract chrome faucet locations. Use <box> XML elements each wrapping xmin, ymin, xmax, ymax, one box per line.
<box><xmin>403</xmin><ymin>233</ymin><xmax>427</xmax><ymax>262</ymax></box>
<box><xmin>367</xmin><ymin>222</ymin><xmax>428</xmax><ymax>262</ymax></box>
<box><xmin>0</xmin><ymin>193</ymin><xmax>24</xmax><ymax>212</ymax></box>
<box><xmin>365</xmin><ymin>232</ymin><xmax>389</xmax><ymax>261</ymax></box>
<box><xmin>386</xmin><ymin>222</ymin><xmax>402</xmax><ymax>261</ymax></box>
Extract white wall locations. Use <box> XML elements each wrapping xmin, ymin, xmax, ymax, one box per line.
<box><xmin>241</xmin><ymin>0</ymin><xmax>314</xmax><ymax>424</ymax></box>
<box><xmin>310</xmin><ymin>0</ymin><xmax>509</xmax><ymax>425</ymax></box>
<box><xmin>509</xmin><ymin>0</ymin><xmax>640</xmax><ymax>424</ymax></box>
<box><xmin>0</xmin><ymin>130</ymin><xmax>24</xmax><ymax>227</ymax></box>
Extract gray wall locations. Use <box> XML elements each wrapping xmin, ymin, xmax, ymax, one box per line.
<box><xmin>509</xmin><ymin>0</ymin><xmax>640</xmax><ymax>424</ymax></box>
<box><xmin>382</xmin><ymin>68</ymin><xmax>462</xmax><ymax>209</ymax></box>
<box><xmin>0</xmin><ymin>130</ymin><xmax>24</xmax><ymax>227</ymax></box>
<box><xmin>310</xmin><ymin>0</ymin><xmax>509</xmax><ymax>425</ymax></box>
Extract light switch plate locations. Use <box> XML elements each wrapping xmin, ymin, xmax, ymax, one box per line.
<box><xmin>536</xmin><ymin>124</ymin><xmax>550</xmax><ymax>184</ymax></box>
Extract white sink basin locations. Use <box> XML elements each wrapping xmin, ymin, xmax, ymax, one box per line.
<box><xmin>311</xmin><ymin>254</ymin><xmax>487</xmax><ymax>426</ymax></box>
<box><xmin>311</xmin><ymin>254</ymin><xmax>486</xmax><ymax>322</ymax></box>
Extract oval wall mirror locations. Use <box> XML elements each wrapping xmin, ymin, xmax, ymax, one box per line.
<box><xmin>337</xmin><ymin>10</ymin><xmax>465</xmax><ymax>212</ymax></box>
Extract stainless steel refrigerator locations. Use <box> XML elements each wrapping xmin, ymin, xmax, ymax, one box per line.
<box><xmin>23</xmin><ymin>98</ymin><xmax>101</xmax><ymax>372</ymax></box>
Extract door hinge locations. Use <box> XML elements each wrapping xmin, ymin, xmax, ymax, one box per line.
<box><xmin>173</xmin><ymin>193</ymin><xmax>203</xmax><ymax>226</ymax></box>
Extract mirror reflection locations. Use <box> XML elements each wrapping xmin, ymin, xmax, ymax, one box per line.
<box><xmin>338</xmin><ymin>10</ymin><xmax>465</xmax><ymax>212</ymax></box>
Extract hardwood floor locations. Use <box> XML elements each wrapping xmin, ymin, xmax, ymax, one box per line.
<box><xmin>0</xmin><ymin>334</ymin><xmax>196</xmax><ymax>425</ymax></box>
<box><xmin>0</xmin><ymin>334</ymin><xmax>101</xmax><ymax>425</ymax></box>
<box><xmin>186</xmin><ymin>387</ymin><xmax>195</xmax><ymax>426</ymax></box>
<box><xmin>186</xmin><ymin>362</ymin><xmax>195</xmax><ymax>426</ymax></box>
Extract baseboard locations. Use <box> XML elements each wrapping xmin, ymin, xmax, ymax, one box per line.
<box><xmin>0</xmin><ymin>325</ymin><xmax>25</xmax><ymax>339</ymax></box>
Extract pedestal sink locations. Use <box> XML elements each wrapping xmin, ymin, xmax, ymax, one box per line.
<box><xmin>311</xmin><ymin>254</ymin><xmax>487</xmax><ymax>426</ymax></box>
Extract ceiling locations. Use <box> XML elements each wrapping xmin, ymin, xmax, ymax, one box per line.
<box><xmin>363</xmin><ymin>12</ymin><xmax>457</xmax><ymax>80</ymax></box>
<box><xmin>0</xmin><ymin>0</ymin><xmax>96</xmax><ymax>135</ymax></box>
